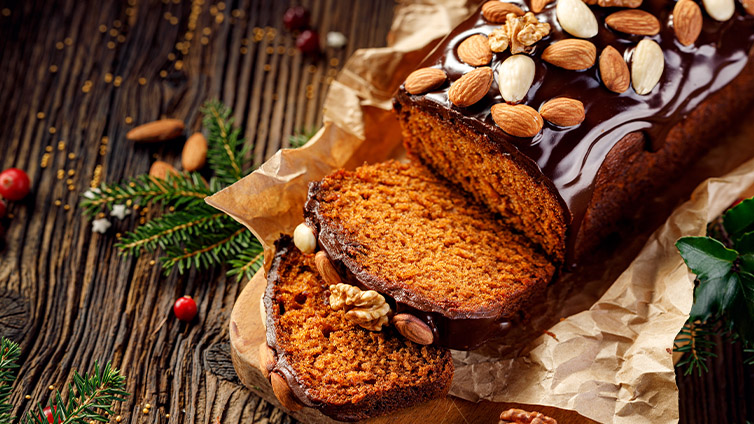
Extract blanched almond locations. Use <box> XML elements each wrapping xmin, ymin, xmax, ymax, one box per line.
<box><xmin>702</xmin><ymin>0</ymin><xmax>734</xmax><ymax>21</ymax></box>
<box><xmin>605</xmin><ymin>10</ymin><xmax>661</xmax><ymax>35</ymax></box>
<box><xmin>673</xmin><ymin>0</ymin><xmax>703</xmax><ymax>45</ymax></box>
<box><xmin>540</xmin><ymin>97</ymin><xmax>585</xmax><ymax>127</ymax></box>
<box><xmin>181</xmin><ymin>132</ymin><xmax>208</xmax><ymax>171</ymax></box>
<box><xmin>541</xmin><ymin>39</ymin><xmax>596</xmax><ymax>70</ymax></box>
<box><xmin>599</xmin><ymin>46</ymin><xmax>630</xmax><ymax>93</ymax></box>
<box><xmin>126</xmin><ymin>119</ymin><xmax>185</xmax><ymax>142</ymax></box>
<box><xmin>556</xmin><ymin>0</ymin><xmax>599</xmax><ymax>38</ymax></box>
<box><xmin>149</xmin><ymin>161</ymin><xmax>178</xmax><ymax>180</ymax></box>
<box><xmin>482</xmin><ymin>1</ymin><xmax>525</xmax><ymax>23</ymax></box>
<box><xmin>457</xmin><ymin>34</ymin><xmax>493</xmax><ymax>66</ymax></box>
<box><xmin>448</xmin><ymin>67</ymin><xmax>493</xmax><ymax>107</ymax></box>
<box><xmin>293</xmin><ymin>223</ymin><xmax>317</xmax><ymax>253</ymax></box>
<box><xmin>631</xmin><ymin>39</ymin><xmax>664</xmax><ymax>95</ymax></box>
<box><xmin>498</xmin><ymin>55</ymin><xmax>536</xmax><ymax>103</ymax></box>
<box><xmin>404</xmin><ymin>67</ymin><xmax>447</xmax><ymax>94</ymax></box>
<box><xmin>270</xmin><ymin>372</ymin><xmax>304</xmax><ymax>411</ymax></box>
<box><xmin>491</xmin><ymin>103</ymin><xmax>543</xmax><ymax>137</ymax></box>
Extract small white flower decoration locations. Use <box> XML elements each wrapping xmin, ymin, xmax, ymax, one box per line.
<box><xmin>83</xmin><ymin>187</ymin><xmax>101</xmax><ymax>199</ymax></box>
<box><xmin>110</xmin><ymin>204</ymin><xmax>131</xmax><ymax>220</ymax></box>
<box><xmin>92</xmin><ymin>218</ymin><xmax>111</xmax><ymax>234</ymax></box>
<box><xmin>326</xmin><ymin>31</ymin><xmax>347</xmax><ymax>49</ymax></box>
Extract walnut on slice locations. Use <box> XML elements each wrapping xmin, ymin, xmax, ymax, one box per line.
<box><xmin>489</xmin><ymin>12</ymin><xmax>551</xmax><ymax>54</ymax></box>
<box><xmin>329</xmin><ymin>283</ymin><xmax>391</xmax><ymax>331</ymax></box>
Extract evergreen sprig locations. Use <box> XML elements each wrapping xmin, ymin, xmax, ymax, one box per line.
<box><xmin>201</xmin><ymin>100</ymin><xmax>250</xmax><ymax>185</ymax></box>
<box><xmin>0</xmin><ymin>338</ymin><xmax>21</xmax><ymax>424</ymax></box>
<box><xmin>675</xmin><ymin>197</ymin><xmax>754</xmax><ymax>374</ymax></box>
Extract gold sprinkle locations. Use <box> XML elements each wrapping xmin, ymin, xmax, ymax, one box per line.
<box><xmin>185</xmin><ymin>31</ymin><xmax>194</xmax><ymax>41</ymax></box>
<box><xmin>67</xmin><ymin>179</ymin><xmax>73</xmax><ymax>184</ymax></box>
<box><xmin>117</xmin><ymin>34</ymin><xmax>126</xmax><ymax>43</ymax></box>
<box><xmin>68</xmin><ymin>153</ymin><xmax>75</xmax><ymax>160</ymax></box>
<box><xmin>201</xmin><ymin>37</ymin><xmax>209</xmax><ymax>45</ymax></box>
<box><xmin>116</xmin><ymin>233</ymin><xmax>121</xmax><ymax>238</ymax></box>
<box><xmin>6</xmin><ymin>213</ymin><xmax>13</xmax><ymax>219</ymax></box>
<box><xmin>277</xmin><ymin>46</ymin><xmax>286</xmax><ymax>55</ymax></box>
<box><xmin>92</xmin><ymin>165</ymin><xmax>103</xmax><ymax>186</ymax></box>
<box><xmin>68</xmin><ymin>169</ymin><xmax>75</xmax><ymax>176</ymax></box>
<box><xmin>99</xmin><ymin>24</ymin><xmax>107</xmax><ymax>33</ymax></box>
<box><xmin>202</xmin><ymin>27</ymin><xmax>212</xmax><ymax>36</ymax></box>
<box><xmin>41</xmin><ymin>153</ymin><xmax>50</xmax><ymax>168</ymax></box>
<box><xmin>209</xmin><ymin>5</ymin><xmax>218</xmax><ymax>15</ymax></box>
<box><xmin>58</xmin><ymin>141</ymin><xmax>65</xmax><ymax>150</ymax></box>
<box><xmin>101</xmin><ymin>136</ymin><xmax>109</xmax><ymax>144</ymax></box>
<box><xmin>64</xmin><ymin>204</ymin><xmax>70</xmax><ymax>211</ymax></box>
<box><xmin>232</xmin><ymin>9</ymin><xmax>242</xmax><ymax>18</ymax></box>
<box><xmin>165</xmin><ymin>414</ymin><xmax>170</xmax><ymax>418</ymax></box>
<box><xmin>125</xmin><ymin>116</ymin><xmax>133</xmax><ymax>124</ymax></box>
<box><xmin>109</xmin><ymin>28</ymin><xmax>119</xmax><ymax>37</ymax></box>
<box><xmin>113</xmin><ymin>76</ymin><xmax>122</xmax><ymax>87</ymax></box>
<box><xmin>140</xmin><ymin>217</ymin><xmax>146</xmax><ymax>224</ymax></box>
<box><xmin>160</xmin><ymin>70</ymin><xmax>168</xmax><ymax>78</ymax></box>
<box><xmin>113</xmin><ymin>19</ymin><xmax>122</xmax><ymax>28</ymax></box>
<box><xmin>99</xmin><ymin>146</ymin><xmax>107</xmax><ymax>155</ymax></box>
<box><xmin>240</xmin><ymin>47</ymin><xmax>247</xmax><ymax>54</ymax></box>
<box><xmin>174</xmin><ymin>60</ymin><xmax>183</xmax><ymax>70</ymax></box>
<box><xmin>45</xmin><ymin>146</ymin><xmax>53</xmax><ymax>152</ymax></box>
<box><xmin>68</xmin><ymin>185</ymin><xmax>75</xmax><ymax>191</ymax></box>
<box><xmin>265</xmin><ymin>47</ymin><xmax>273</xmax><ymax>54</ymax></box>
<box><xmin>167</xmin><ymin>52</ymin><xmax>176</xmax><ymax>61</ymax></box>
<box><xmin>330</xmin><ymin>58</ymin><xmax>339</xmax><ymax>67</ymax></box>
<box><xmin>48</xmin><ymin>385</ymin><xmax>54</xmax><ymax>390</ymax></box>
<box><xmin>49</xmin><ymin>65</ymin><xmax>58</xmax><ymax>73</ymax></box>
<box><xmin>64</xmin><ymin>37</ymin><xmax>73</xmax><ymax>45</ymax></box>
<box><xmin>25</xmin><ymin>395</ymin><xmax>31</xmax><ymax>399</ymax></box>
<box><xmin>168</xmin><ymin>206</ymin><xmax>175</xmax><ymax>212</ymax></box>
<box><xmin>307</xmin><ymin>65</ymin><xmax>316</xmax><ymax>74</ymax></box>
<box><xmin>37</xmin><ymin>112</ymin><xmax>45</xmax><ymax>119</ymax></box>
<box><xmin>149</xmin><ymin>260</ymin><xmax>156</xmax><ymax>265</ymax></box>
<box><xmin>164</xmin><ymin>12</ymin><xmax>172</xmax><ymax>19</ymax></box>
<box><xmin>82</xmin><ymin>85</ymin><xmax>91</xmax><ymax>93</ymax></box>
<box><xmin>215</xmin><ymin>14</ymin><xmax>224</xmax><ymax>24</ymax></box>
<box><xmin>266</xmin><ymin>27</ymin><xmax>277</xmax><ymax>38</ymax></box>
<box><xmin>170</xmin><ymin>17</ymin><xmax>178</xmax><ymax>25</ymax></box>
<box><xmin>263</xmin><ymin>64</ymin><xmax>271</xmax><ymax>71</ymax></box>
<box><xmin>217</xmin><ymin>2</ymin><xmax>225</xmax><ymax>10</ymax></box>
<box><xmin>1</xmin><ymin>8</ymin><xmax>10</xmax><ymax>17</ymax></box>
<box><xmin>138</xmin><ymin>77</ymin><xmax>147</xmax><ymax>85</ymax></box>
<box><xmin>54</xmin><ymin>200</ymin><xmax>62</xmax><ymax>206</ymax></box>
<box><xmin>146</xmin><ymin>403</ymin><xmax>151</xmax><ymax>409</ymax></box>
<box><xmin>97</xmin><ymin>212</ymin><xmax>105</xmax><ymax>219</ymax></box>
<box><xmin>116</xmin><ymin>416</ymin><xmax>122</xmax><ymax>422</ymax></box>
<box><xmin>57</xmin><ymin>170</ymin><xmax>64</xmax><ymax>179</ymax></box>
<box><xmin>126</xmin><ymin>199</ymin><xmax>133</xmax><ymax>207</ymax></box>
<box><xmin>55</xmin><ymin>42</ymin><xmax>64</xmax><ymax>49</ymax></box>
<box><xmin>288</xmin><ymin>48</ymin><xmax>296</xmax><ymax>56</ymax></box>
<box><xmin>107</xmin><ymin>41</ymin><xmax>116</xmax><ymax>49</ymax></box>
<box><xmin>129</xmin><ymin>182</ymin><xmax>136</xmax><ymax>188</ymax></box>
<box><xmin>133</xmin><ymin>204</ymin><xmax>140</xmax><ymax>210</ymax></box>
<box><xmin>126</xmin><ymin>7</ymin><xmax>136</xmax><ymax>16</ymax></box>
<box><xmin>104</xmin><ymin>73</ymin><xmax>113</xmax><ymax>83</ymax></box>
<box><xmin>49</xmin><ymin>127</ymin><xmax>56</xmax><ymax>134</ymax></box>
<box><xmin>241</xmin><ymin>38</ymin><xmax>249</xmax><ymax>46</ymax></box>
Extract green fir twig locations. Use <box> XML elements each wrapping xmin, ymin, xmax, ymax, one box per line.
<box><xmin>201</xmin><ymin>100</ymin><xmax>250</xmax><ymax>185</ymax></box>
<box><xmin>0</xmin><ymin>338</ymin><xmax>21</xmax><ymax>424</ymax></box>
<box><xmin>288</xmin><ymin>127</ymin><xmax>319</xmax><ymax>148</ymax></box>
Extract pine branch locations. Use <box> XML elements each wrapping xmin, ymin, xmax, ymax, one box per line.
<box><xmin>227</xmin><ymin>239</ymin><xmax>265</xmax><ymax>281</ymax></box>
<box><xmin>161</xmin><ymin>226</ymin><xmax>254</xmax><ymax>274</ymax></box>
<box><xmin>202</xmin><ymin>100</ymin><xmax>250</xmax><ymax>185</ymax></box>
<box><xmin>0</xmin><ymin>338</ymin><xmax>21</xmax><ymax>424</ymax></box>
<box><xmin>674</xmin><ymin>321</ymin><xmax>720</xmax><ymax>376</ymax></box>
<box><xmin>288</xmin><ymin>127</ymin><xmax>319</xmax><ymax>148</ymax></box>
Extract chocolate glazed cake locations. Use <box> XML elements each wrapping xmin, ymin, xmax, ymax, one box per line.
<box><xmin>393</xmin><ymin>0</ymin><xmax>754</xmax><ymax>265</ymax></box>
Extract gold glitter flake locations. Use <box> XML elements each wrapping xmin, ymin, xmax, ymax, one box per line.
<box><xmin>57</xmin><ymin>141</ymin><xmax>65</xmax><ymax>150</ymax></box>
<box><xmin>160</xmin><ymin>70</ymin><xmax>168</xmax><ymax>78</ymax></box>
<box><xmin>49</xmin><ymin>65</ymin><xmax>58</xmax><ymax>73</ymax></box>
<box><xmin>63</xmin><ymin>204</ymin><xmax>70</xmax><ymax>211</ymax></box>
<box><xmin>64</xmin><ymin>37</ymin><xmax>73</xmax><ymax>46</ymax></box>
<box><xmin>40</xmin><ymin>153</ymin><xmax>50</xmax><ymax>168</ymax></box>
<box><xmin>104</xmin><ymin>73</ymin><xmax>113</xmax><ymax>83</ymax></box>
<box><xmin>101</xmin><ymin>136</ymin><xmax>109</xmax><ymax>144</ymax></box>
<box><xmin>125</xmin><ymin>116</ymin><xmax>133</xmax><ymax>124</ymax></box>
<box><xmin>55</xmin><ymin>42</ymin><xmax>64</xmax><ymax>49</ymax></box>
<box><xmin>67</xmin><ymin>152</ymin><xmax>76</xmax><ymax>160</ymax></box>
<box><xmin>68</xmin><ymin>169</ymin><xmax>75</xmax><ymax>176</ymax></box>
<box><xmin>113</xmin><ymin>76</ymin><xmax>122</xmax><ymax>87</ymax></box>
<box><xmin>57</xmin><ymin>169</ymin><xmax>64</xmax><ymax>179</ymax></box>
<box><xmin>49</xmin><ymin>127</ymin><xmax>56</xmax><ymax>134</ymax></box>
<box><xmin>107</xmin><ymin>41</ymin><xmax>116</xmax><ymax>49</ymax></box>
<box><xmin>113</xmin><ymin>19</ymin><xmax>122</xmax><ymax>28</ymax></box>
<box><xmin>138</xmin><ymin>77</ymin><xmax>147</xmax><ymax>85</ymax></box>
<box><xmin>1</xmin><ymin>8</ymin><xmax>10</xmax><ymax>17</ymax></box>
<box><xmin>168</xmin><ymin>52</ymin><xmax>176</xmax><ymax>61</ymax></box>
<box><xmin>36</xmin><ymin>112</ymin><xmax>45</xmax><ymax>119</ymax></box>
<box><xmin>45</xmin><ymin>146</ymin><xmax>53</xmax><ymax>152</ymax></box>
<box><xmin>98</xmin><ymin>24</ymin><xmax>107</xmax><ymax>33</ymax></box>
<box><xmin>109</xmin><ymin>28</ymin><xmax>118</xmax><ymax>37</ymax></box>
<box><xmin>54</xmin><ymin>200</ymin><xmax>62</xmax><ymax>206</ymax></box>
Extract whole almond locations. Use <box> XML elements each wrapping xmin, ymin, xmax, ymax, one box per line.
<box><xmin>315</xmin><ymin>251</ymin><xmax>342</xmax><ymax>285</ymax></box>
<box><xmin>404</xmin><ymin>67</ymin><xmax>447</xmax><ymax>94</ymax></box>
<box><xmin>599</xmin><ymin>46</ymin><xmax>630</xmax><ymax>93</ymax></box>
<box><xmin>393</xmin><ymin>314</ymin><xmax>434</xmax><ymax>345</ymax></box>
<box><xmin>556</xmin><ymin>0</ymin><xmax>599</xmax><ymax>38</ymax></box>
<box><xmin>457</xmin><ymin>34</ymin><xmax>493</xmax><ymax>66</ymax></box>
<box><xmin>498</xmin><ymin>55</ymin><xmax>536</xmax><ymax>103</ymax></box>
<box><xmin>258</xmin><ymin>342</ymin><xmax>275</xmax><ymax>380</ymax></box>
<box><xmin>448</xmin><ymin>67</ymin><xmax>493</xmax><ymax>107</ymax></box>
<box><xmin>541</xmin><ymin>39</ymin><xmax>596</xmax><ymax>70</ymax></box>
<box><xmin>491</xmin><ymin>103</ymin><xmax>544</xmax><ymax>137</ymax></box>
<box><xmin>605</xmin><ymin>10</ymin><xmax>661</xmax><ymax>35</ymax></box>
<box><xmin>532</xmin><ymin>0</ymin><xmax>554</xmax><ymax>13</ymax></box>
<box><xmin>126</xmin><ymin>119</ymin><xmax>184</xmax><ymax>143</ymax></box>
<box><xmin>702</xmin><ymin>0</ymin><xmax>734</xmax><ymax>21</ymax></box>
<box><xmin>181</xmin><ymin>132</ymin><xmax>208</xmax><ymax>171</ymax></box>
<box><xmin>270</xmin><ymin>372</ymin><xmax>304</xmax><ymax>411</ymax></box>
<box><xmin>631</xmin><ymin>39</ymin><xmax>664</xmax><ymax>95</ymax></box>
<box><xmin>598</xmin><ymin>0</ymin><xmax>642</xmax><ymax>7</ymax></box>
<box><xmin>540</xmin><ymin>97</ymin><xmax>585</xmax><ymax>127</ymax></box>
<box><xmin>673</xmin><ymin>0</ymin><xmax>703</xmax><ymax>45</ymax></box>
<box><xmin>744</xmin><ymin>0</ymin><xmax>754</xmax><ymax>15</ymax></box>
<box><xmin>482</xmin><ymin>1</ymin><xmax>525</xmax><ymax>23</ymax></box>
<box><xmin>149</xmin><ymin>160</ymin><xmax>179</xmax><ymax>180</ymax></box>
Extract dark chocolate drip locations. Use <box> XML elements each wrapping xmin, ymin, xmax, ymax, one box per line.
<box><xmin>405</xmin><ymin>0</ymin><xmax>754</xmax><ymax>261</ymax></box>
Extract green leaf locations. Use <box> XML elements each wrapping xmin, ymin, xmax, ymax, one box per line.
<box><xmin>676</xmin><ymin>236</ymin><xmax>738</xmax><ymax>280</ymax></box>
<box><xmin>731</xmin><ymin>272</ymin><xmax>754</xmax><ymax>346</ymax></box>
<box><xmin>736</xmin><ymin>231</ymin><xmax>754</xmax><ymax>254</ymax></box>
<box><xmin>689</xmin><ymin>273</ymin><xmax>738</xmax><ymax>321</ymax></box>
<box><xmin>723</xmin><ymin>197</ymin><xmax>754</xmax><ymax>238</ymax></box>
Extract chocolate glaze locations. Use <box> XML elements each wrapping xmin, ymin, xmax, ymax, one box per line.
<box><xmin>396</xmin><ymin>0</ymin><xmax>754</xmax><ymax>261</ymax></box>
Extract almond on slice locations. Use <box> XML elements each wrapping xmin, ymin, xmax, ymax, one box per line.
<box><xmin>673</xmin><ymin>0</ymin><xmax>703</xmax><ymax>45</ymax></box>
<box><xmin>448</xmin><ymin>67</ymin><xmax>493</xmax><ymax>107</ymax></box>
<box><xmin>315</xmin><ymin>251</ymin><xmax>342</xmax><ymax>285</ymax></box>
<box><xmin>258</xmin><ymin>343</ymin><xmax>275</xmax><ymax>379</ymax></box>
<box><xmin>605</xmin><ymin>10</ymin><xmax>661</xmax><ymax>36</ymax></box>
<box><xmin>482</xmin><ymin>1</ymin><xmax>525</xmax><ymax>23</ymax></box>
<box><xmin>181</xmin><ymin>132</ymin><xmax>208</xmax><ymax>171</ymax></box>
<box><xmin>491</xmin><ymin>103</ymin><xmax>543</xmax><ymax>137</ymax></box>
<box><xmin>702</xmin><ymin>0</ymin><xmax>735</xmax><ymax>21</ymax></box>
<box><xmin>599</xmin><ymin>46</ymin><xmax>630</xmax><ymax>93</ymax></box>
<box><xmin>270</xmin><ymin>372</ymin><xmax>305</xmax><ymax>411</ymax></box>
<box><xmin>532</xmin><ymin>0</ymin><xmax>554</xmax><ymax>13</ymax></box>
<box><xmin>541</xmin><ymin>39</ymin><xmax>596</xmax><ymax>70</ymax></box>
<box><xmin>393</xmin><ymin>314</ymin><xmax>434</xmax><ymax>345</ymax></box>
<box><xmin>149</xmin><ymin>161</ymin><xmax>179</xmax><ymax>180</ymax></box>
<box><xmin>126</xmin><ymin>119</ymin><xmax>185</xmax><ymax>143</ymax></box>
<box><xmin>540</xmin><ymin>97</ymin><xmax>585</xmax><ymax>127</ymax></box>
<box><xmin>498</xmin><ymin>55</ymin><xmax>536</xmax><ymax>103</ymax></box>
<box><xmin>744</xmin><ymin>0</ymin><xmax>754</xmax><ymax>15</ymax></box>
<box><xmin>404</xmin><ymin>67</ymin><xmax>447</xmax><ymax>95</ymax></box>
<box><xmin>556</xmin><ymin>0</ymin><xmax>599</xmax><ymax>38</ymax></box>
<box><xmin>598</xmin><ymin>0</ymin><xmax>643</xmax><ymax>7</ymax></box>
<box><xmin>457</xmin><ymin>34</ymin><xmax>493</xmax><ymax>66</ymax></box>
<box><xmin>631</xmin><ymin>39</ymin><xmax>664</xmax><ymax>95</ymax></box>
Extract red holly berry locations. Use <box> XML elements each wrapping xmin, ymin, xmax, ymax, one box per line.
<box><xmin>0</xmin><ymin>198</ymin><xmax>6</xmax><ymax>218</ymax></box>
<box><xmin>283</xmin><ymin>6</ymin><xmax>310</xmax><ymax>31</ymax></box>
<box><xmin>173</xmin><ymin>296</ymin><xmax>198</xmax><ymax>322</ymax></box>
<box><xmin>296</xmin><ymin>29</ymin><xmax>320</xmax><ymax>54</ymax></box>
<box><xmin>0</xmin><ymin>168</ymin><xmax>30</xmax><ymax>201</ymax></box>
<box><xmin>43</xmin><ymin>406</ymin><xmax>59</xmax><ymax>424</ymax></box>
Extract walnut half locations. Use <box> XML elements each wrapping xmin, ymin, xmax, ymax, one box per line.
<box><xmin>489</xmin><ymin>12</ymin><xmax>551</xmax><ymax>54</ymax></box>
<box><xmin>329</xmin><ymin>283</ymin><xmax>391</xmax><ymax>331</ymax></box>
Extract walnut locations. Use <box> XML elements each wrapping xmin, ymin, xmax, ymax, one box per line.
<box><xmin>329</xmin><ymin>283</ymin><xmax>391</xmax><ymax>331</ymax></box>
<box><xmin>499</xmin><ymin>408</ymin><xmax>557</xmax><ymax>424</ymax></box>
<box><xmin>489</xmin><ymin>12</ymin><xmax>551</xmax><ymax>54</ymax></box>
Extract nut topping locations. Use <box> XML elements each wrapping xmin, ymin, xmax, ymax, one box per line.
<box><xmin>293</xmin><ymin>223</ymin><xmax>317</xmax><ymax>253</ymax></box>
<box><xmin>673</xmin><ymin>0</ymin><xmax>703</xmax><ymax>46</ymax></box>
<box><xmin>393</xmin><ymin>314</ymin><xmax>434</xmax><ymax>345</ymax></box>
<box><xmin>491</xmin><ymin>103</ymin><xmax>544</xmax><ymax>137</ymax></box>
<box><xmin>499</xmin><ymin>408</ymin><xmax>557</xmax><ymax>424</ymax></box>
<box><xmin>631</xmin><ymin>39</ymin><xmax>664</xmax><ymax>95</ymax></box>
<box><xmin>498</xmin><ymin>54</ymin><xmax>536</xmax><ymax>103</ymax></box>
<box><xmin>458</xmin><ymin>34</ymin><xmax>493</xmax><ymax>66</ymax></box>
<box><xmin>605</xmin><ymin>10</ymin><xmax>661</xmax><ymax>36</ymax></box>
<box><xmin>404</xmin><ymin>67</ymin><xmax>447</xmax><ymax>94</ymax></box>
<box><xmin>482</xmin><ymin>1</ymin><xmax>525</xmax><ymax>23</ymax></box>
<box><xmin>258</xmin><ymin>343</ymin><xmax>275</xmax><ymax>379</ymax></box>
<box><xmin>597</xmin><ymin>0</ymin><xmax>642</xmax><ymax>7</ymax></box>
<box><xmin>531</xmin><ymin>0</ymin><xmax>554</xmax><ymax>13</ymax></box>
<box><xmin>744</xmin><ymin>0</ymin><xmax>754</xmax><ymax>15</ymax></box>
<box><xmin>541</xmin><ymin>39</ymin><xmax>596</xmax><ymax>70</ymax></box>
<box><xmin>448</xmin><ymin>67</ymin><xmax>494</xmax><ymax>107</ymax></box>
<box><xmin>539</xmin><ymin>97</ymin><xmax>585</xmax><ymax>127</ymax></box>
<box><xmin>329</xmin><ymin>283</ymin><xmax>391</xmax><ymax>331</ymax></box>
<box><xmin>702</xmin><ymin>0</ymin><xmax>735</xmax><ymax>21</ymax></box>
<box><xmin>315</xmin><ymin>251</ymin><xmax>342</xmax><ymax>285</ymax></box>
<box><xmin>270</xmin><ymin>372</ymin><xmax>304</xmax><ymax>411</ymax></box>
<box><xmin>556</xmin><ymin>0</ymin><xmax>599</xmax><ymax>38</ymax></box>
<box><xmin>599</xmin><ymin>46</ymin><xmax>630</xmax><ymax>93</ymax></box>
<box><xmin>488</xmin><ymin>12</ymin><xmax>551</xmax><ymax>54</ymax></box>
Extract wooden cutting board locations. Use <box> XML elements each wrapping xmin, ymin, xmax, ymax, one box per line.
<box><xmin>229</xmin><ymin>269</ymin><xmax>598</xmax><ymax>424</ymax></box>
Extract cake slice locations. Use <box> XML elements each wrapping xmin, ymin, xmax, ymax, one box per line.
<box><xmin>305</xmin><ymin>160</ymin><xmax>556</xmax><ymax>350</ymax></box>
<box><xmin>261</xmin><ymin>236</ymin><xmax>453</xmax><ymax>422</ymax></box>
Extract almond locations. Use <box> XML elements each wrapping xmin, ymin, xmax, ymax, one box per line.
<box><xmin>181</xmin><ymin>132</ymin><xmax>208</xmax><ymax>171</ymax></box>
<box><xmin>540</xmin><ymin>97</ymin><xmax>585</xmax><ymax>127</ymax></box>
<box><xmin>744</xmin><ymin>0</ymin><xmax>754</xmax><ymax>15</ymax></box>
<box><xmin>531</xmin><ymin>0</ymin><xmax>554</xmax><ymax>13</ymax></box>
<box><xmin>498</xmin><ymin>55</ymin><xmax>536</xmax><ymax>103</ymax></box>
<box><xmin>149</xmin><ymin>161</ymin><xmax>178</xmax><ymax>180</ymax></box>
<box><xmin>541</xmin><ymin>39</ymin><xmax>596</xmax><ymax>70</ymax></box>
<box><xmin>673</xmin><ymin>0</ymin><xmax>703</xmax><ymax>45</ymax></box>
<box><xmin>605</xmin><ymin>10</ymin><xmax>661</xmax><ymax>35</ymax></box>
<box><xmin>491</xmin><ymin>103</ymin><xmax>543</xmax><ymax>137</ymax></box>
<box><xmin>631</xmin><ymin>39</ymin><xmax>664</xmax><ymax>95</ymax></box>
<box><xmin>404</xmin><ymin>67</ymin><xmax>447</xmax><ymax>94</ymax></box>
<box><xmin>393</xmin><ymin>314</ymin><xmax>434</xmax><ymax>345</ymax></box>
<box><xmin>270</xmin><ymin>372</ymin><xmax>304</xmax><ymax>411</ymax></box>
<box><xmin>315</xmin><ymin>251</ymin><xmax>342</xmax><ymax>285</ymax></box>
<box><xmin>556</xmin><ymin>0</ymin><xmax>599</xmax><ymax>38</ymax></box>
<box><xmin>702</xmin><ymin>0</ymin><xmax>734</xmax><ymax>21</ymax></box>
<box><xmin>258</xmin><ymin>342</ymin><xmax>275</xmax><ymax>380</ymax></box>
<box><xmin>457</xmin><ymin>34</ymin><xmax>493</xmax><ymax>66</ymax></box>
<box><xmin>448</xmin><ymin>67</ymin><xmax>493</xmax><ymax>107</ymax></box>
<box><xmin>599</xmin><ymin>46</ymin><xmax>630</xmax><ymax>93</ymax></box>
<box><xmin>597</xmin><ymin>0</ymin><xmax>642</xmax><ymax>7</ymax></box>
<box><xmin>482</xmin><ymin>1</ymin><xmax>525</xmax><ymax>23</ymax></box>
<box><xmin>126</xmin><ymin>119</ymin><xmax>184</xmax><ymax>143</ymax></box>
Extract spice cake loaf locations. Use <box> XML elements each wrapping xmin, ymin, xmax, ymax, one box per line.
<box><xmin>393</xmin><ymin>0</ymin><xmax>754</xmax><ymax>265</ymax></box>
<box><xmin>304</xmin><ymin>161</ymin><xmax>555</xmax><ymax>350</ymax></box>
<box><xmin>261</xmin><ymin>236</ymin><xmax>454</xmax><ymax>421</ymax></box>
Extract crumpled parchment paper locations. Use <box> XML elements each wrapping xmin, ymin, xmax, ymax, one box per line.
<box><xmin>207</xmin><ymin>1</ymin><xmax>754</xmax><ymax>422</ymax></box>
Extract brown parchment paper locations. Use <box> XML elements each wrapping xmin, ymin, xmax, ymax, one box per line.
<box><xmin>207</xmin><ymin>1</ymin><xmax>754</xmax><ymax>422</ymax></box>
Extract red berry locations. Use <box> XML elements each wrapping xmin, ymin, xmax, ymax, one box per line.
<box><xmin>173</xmin><ymin>296</ymin><xmax>198</xmax><ymax>322</ymax></box>
<box><xmin>0</xmin><ymin>198</ymin><xmax>6</xmax><ymax>218</ymax></box>
<box><xmin>296</xmin><ymin>30</ymin><xmax>320</xmax><ymax>54</ymax></box>
<box><xmin>283</xmin><ymin>6</ymin><xmax>310</xmax><ymax>31</ymax></box>
<box><xmin>43</xmin><ymin>406</ymin><xmax>59</xmax><ymax>424</ymax></box>
<box><xmin>0</xmin><ymin>168</ymin><xmax>30</xmax><ymax>201</ymax></box>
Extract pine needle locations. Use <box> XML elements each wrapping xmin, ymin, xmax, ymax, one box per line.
<box><xmin>0</xmin><ymin>338</ymin><xmax>21</xmax><ymax>424</ymax></box>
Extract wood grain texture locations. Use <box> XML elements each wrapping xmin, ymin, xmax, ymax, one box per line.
<box><xmin>0</xmin><ymin>0</ymin><xmax>752</xmax><ymax>423</ymax></box>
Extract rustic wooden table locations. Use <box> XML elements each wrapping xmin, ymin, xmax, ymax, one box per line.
<box><xmin>0</xmin><ymin>0</ymin><xmax>752</xmax><ymax>423</ymax></box>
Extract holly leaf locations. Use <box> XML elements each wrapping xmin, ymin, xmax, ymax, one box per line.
<box><xmin>730</xmin><ymin>271</ymin><xmax>754</xmax><ymax>346</ymax></box>
<box><xmin>676</xmin><ymin>236</ymin><xmax>738</xmax><ymax>280</ymax></box>
<box><xmin>689</xmin><ymin>273</ymin><xmax>738</xmax><ymax>321</ymax></box>
<box><xmin>723</xmin><ymin>197</ymin><xmax>754</xmax><ymax>238</ymax></box>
